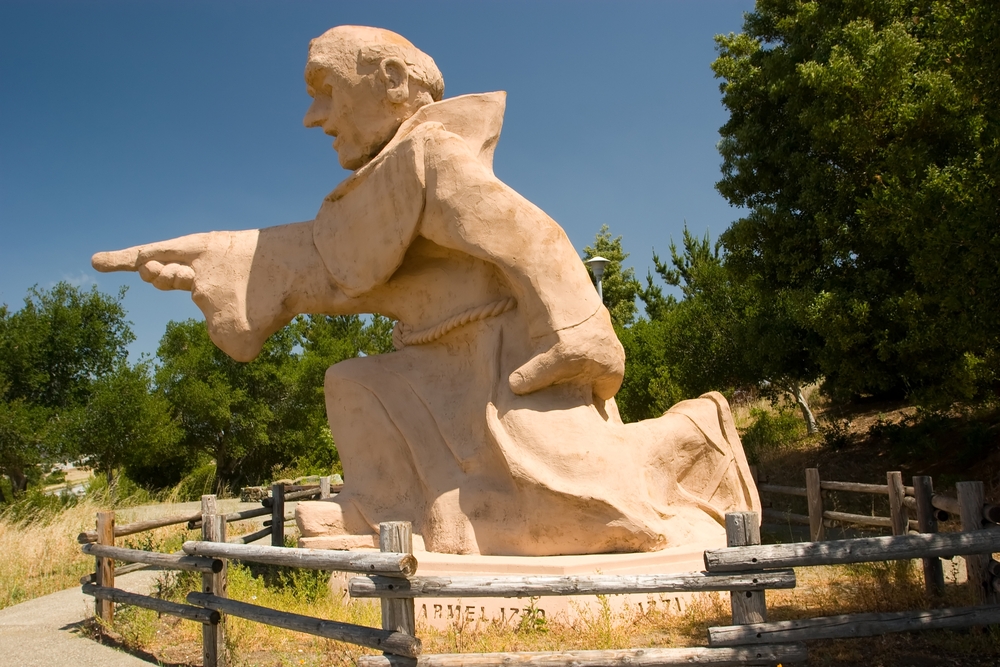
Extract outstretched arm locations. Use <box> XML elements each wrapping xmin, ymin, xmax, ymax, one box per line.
<box><xmin>93</xmin><ymin>221</ymin><xmax>346</xmax><ymax>361</ymax></box>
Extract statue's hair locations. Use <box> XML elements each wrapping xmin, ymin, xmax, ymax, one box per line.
<box><xmin>308</xmin><ymin>26</ymin><xmax>444</xmax><ymax>103</ymax></box>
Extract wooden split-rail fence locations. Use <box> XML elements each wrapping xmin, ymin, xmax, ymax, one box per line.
<box><xmin>759</xmin><ymin>470</ymin><xmax>1000</xmax><ymax>602</ymax></box>
<box><xmin>80</xmin><ymin>478</ymin><xmax>1000</xmax><ymax>666</ymax></box>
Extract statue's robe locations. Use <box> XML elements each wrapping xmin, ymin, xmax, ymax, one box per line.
<box><xmin>234</xmin><ymin>92</ymin><xmax>759</xmax><ymax>555</ymax></box>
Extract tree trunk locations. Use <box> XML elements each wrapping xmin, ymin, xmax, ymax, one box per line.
<box><xmin>7</xmin><ymin>467</ymin><xmax>28</xmax><ymax>497</ymax></box>
<box><xmin>213</xmin><ymin>439</ymin><xmax>228</xmax><ymax>496</ymax></box>
<box><xmin>792</xmin><ymin>384</ymin><xmax>819</xmax><ymax>434</ymax></box>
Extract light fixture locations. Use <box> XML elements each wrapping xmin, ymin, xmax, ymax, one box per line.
<box><xmin>584</xmin><ymin>256</ymin><xmax>611</xmax><ymax>302</ymax></box>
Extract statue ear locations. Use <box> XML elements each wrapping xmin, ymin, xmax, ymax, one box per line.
<box><xmin>379</xmin><ymin>57</ymin><xmax>410</xmax><ymax>104</ymax></box>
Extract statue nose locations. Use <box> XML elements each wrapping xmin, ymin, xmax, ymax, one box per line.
<box><xmin>303</xmin><ymin>99</ymin><xmax>326</xmax><ymax>128</ymax></box>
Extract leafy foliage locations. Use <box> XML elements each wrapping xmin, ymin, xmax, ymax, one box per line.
<box><xmin>0</xmin><ymin>284</ymin><xmax>134</xmax><ymax>497</ymax></box>
<box><xmin>61</xmin><ymin>361</ymin><xmax>181</xmax><ymax>488</ymax></box>
<box><xmin>714</xmin><ymin>0</ymin><xmax>1000</xmax><ymax>404</ymax></box>
<box><xmin>155</xmin><ymin>319</ymin><xmax>302</xmax><ymax>493</ymax></box>
<box><xmin>739</xmin><ymin>406</ymin><xmax>805</xmax><ymax>464</ymax></box>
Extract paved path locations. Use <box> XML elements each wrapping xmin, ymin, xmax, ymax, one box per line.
<box><xmin>0</xmin><ymin>499</ymin><xmax>275</xmax><ymax>666</ymax></box>
<box><xmin>0</xmin><ymin>570</ymin><xmax>162</xmax><ymax>667</ymax></box>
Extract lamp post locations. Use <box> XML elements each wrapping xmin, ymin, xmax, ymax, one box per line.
<box><xmin>584</xmin><ymin>256</ymin><xmax>611</xmax><ymax>303</ymax></box>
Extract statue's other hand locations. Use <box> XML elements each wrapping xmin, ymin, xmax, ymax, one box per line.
<box><xmin>91</xmin><ymin>233</ymin><xmax>218</xmax><ymax>292</ymax></box>
<box><xmin>509</xmin><ymin>308</ymin><xmax>625</xmax><ymax>401</ymax></box>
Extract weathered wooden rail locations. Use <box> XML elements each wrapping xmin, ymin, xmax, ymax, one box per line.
<box><xmin>77</xmin><ymin>477</ymin><xmax>334</xmax><ymax>546</ymax></box>
<box><xmin>80</xmin><ymin>476</ymin><xmax>1000</xmax><ymax>666</ymax></box>
<box><xmin>759</xmin><ymin>470</ymin><xmax>999</xmax><ymax>599</ymax></box>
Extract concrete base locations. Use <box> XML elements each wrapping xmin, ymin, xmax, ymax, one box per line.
<box><xmin>333</xmin><ymin>544</ymin><xmax>716</xmax><ymax>630</ymax></box>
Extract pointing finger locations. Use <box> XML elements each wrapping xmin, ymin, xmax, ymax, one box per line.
<box><xmin>92</xmin><ymin>247</ymin><xmax>142</xmax><ymax>272</ymax></box>
<box><xmin>92</xmin><ymin>233</ymin><xmax>211</xmax><ymax>273</ymax></box>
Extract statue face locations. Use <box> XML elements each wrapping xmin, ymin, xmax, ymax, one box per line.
<box><xmin>304</xmin><ymin>63</ymin><xmax>404</xmax><ymax>171</ymax></box>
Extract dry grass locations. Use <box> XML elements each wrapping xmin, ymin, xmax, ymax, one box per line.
<box><xmin>0</xmin><ymin>497</ymin><xmax>103</xmax><ymax>609</ymax></box>
<box><xmin>0</xmin><ymin>494</ymin><xmax>267</xmax><ymax>612</ymax></box>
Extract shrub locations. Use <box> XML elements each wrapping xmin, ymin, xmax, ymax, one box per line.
<box><xmin>739</xmin><ymin>407</ymin><xmax>804</xmax><ymax>463</ymax></box>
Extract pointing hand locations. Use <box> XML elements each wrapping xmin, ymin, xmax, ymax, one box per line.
<box><xmin>91</xmin><ymin>233</ymin><xmax>217</xmax><ymax>291</ymax></box>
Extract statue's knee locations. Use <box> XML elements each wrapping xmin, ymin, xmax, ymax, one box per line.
<box><xmin>324</xmin><ymin>358</ymin><xmax>371</xmax><ymax>406</ymax></box>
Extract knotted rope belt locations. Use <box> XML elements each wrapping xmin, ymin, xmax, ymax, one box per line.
<box><xmin>392</xmin><ymin>297</ymin><xmax>517</xmax><ymax>350</ymax></box>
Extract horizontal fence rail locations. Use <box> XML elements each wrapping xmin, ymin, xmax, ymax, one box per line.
<box><xmin>757</xmin><ymin>483</ymin><xmax>807</xmax><ymax>497</ymax></box>
<box><xmin>82</xmin><ymin>543</ymin><xmax>223</xmax><ymax>574</ymax></box>
<box><xmin>187</xmin><ymin>506</ymin><xmax>272</xmax><ymax>529</ymax></box>
<box><xmin>760</xmin><ymin>469</ymin><xmax>1000</xmax><ymax>537</ymax></box>
<box><xmin>354</xmin><ymin>644</ymin><xmax>809</xmax><ymax>667</ymax></box>
<box><xmin>704</xmin><ymin>527</ymin><xmax>1000</xmax><ymax>572</ymax></box>
<box><xmin>181</xmin><ymin>541</ymin><xmax>417</xmax><ymax>576</ymax></box>
<box><xmin>186</xmin><ymin>592</ymin><xmax>421</xmax><ymax>658</ymax></box>
<box><xmin>83</xmin><ymin>583</ymin><xmax>220</xmax><ymax>624</ymax></box>
<box><xmin>708</xmin><ymin>604</ymin><xmax>1000</xmax><ymax>645</ymax></box>
<box><xmin>260</xmin><ymin>485</ymin><xmax>341</xmax><ymax>507</ymax></box>
<box><xmin>78</xmin><ymin>512</ymin><xmax>202</xmax><ymax>543</ymax></box>
<box><xmin>763</xmin><ymin>508</ymin><xmax>920</xmax><ymax>530</ymax></box>
<box><xmin>761</xmin><ymin>509</ymin><xmax>810</xmax><ymax>526</ymax></box>
<box><xmin>820</xmin><ymin>510</ymin><xmax>918</xmax><ymax>530</ymax></box>
<box><xmin>348</xmin><ymin>570</ymin><xmax>796</xmax><ymax>599</ymax></box>
<box><xmin>759</xmin><ymin>480</ymin><xmax>916</xmax><ymax>496</ymax></box>
<box><xmin>820</xmin><ymin>480</ymin><xmax>914</xmax><ymax>495</ymax></box>
<box><xmin>229</xmin><ymin>525</ymin><xmax>273</xmax><ymax>545</ymax></box>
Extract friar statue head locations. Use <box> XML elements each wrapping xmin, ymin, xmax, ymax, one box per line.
<box><xmin>303</xmin><ymin>26</ymin><xmax>445</xmax><ymax>170</ymax></box>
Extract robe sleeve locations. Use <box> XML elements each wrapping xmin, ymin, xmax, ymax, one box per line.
<box><xmin>195</xmin><ymin>221</ymin><xmax>350</xmax><ymax>362</ymax></box>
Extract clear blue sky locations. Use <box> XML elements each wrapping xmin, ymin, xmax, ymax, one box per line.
<box><xmin>0</xmin><ymin>0</ymin><xmax>754</xmax><ymax>360</ymax></box>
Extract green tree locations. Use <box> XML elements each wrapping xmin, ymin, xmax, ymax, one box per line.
<box><xmin>155</xmin><ymin>319</ymin><xmax>300</xmax><ymax>493</ymax></box>
<box><xmin>61</xmin><ymin>361</ymin><xmax>181</xmax><ymax>488</ymax></box>
<box><xmin>0</xmin><ymin>283</ymin><xmax>134</xmax><ymax>496</ymax></box>
<box><xmin>614</xmin><ymin>318</ymin><xmax>684</xmax><ymax>422</ymax></box>
<box><xmin>656</xmin><ymin>229</ymin><xmax>820</xmax><ymax>431</ymax></box>
<box><xmin>583</xmin><ymin>225</ymin><xmax>642</xmax><ymax>328</ymax></box>
<box><xmin>713</xmin><ymin>0</ymin><xmax>1000</xmax><ymax>404</ymax></box>
<box><xmin>652</xmin><ymin>230</ymin><xmax>752</xmax><ymax>395</ymax></box>
<box><xmin>612</xmin><ymin>226</ymin><xmax>821</xmax><ymax>430</ymax></box>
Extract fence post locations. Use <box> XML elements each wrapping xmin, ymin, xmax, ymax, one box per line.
<box><xmin>95</xmin><ymin>510</ymin><xmax>115</xmax><ymax>625</ymax></box>
<box><xmin>957</xmin><ymin>481</ymin><xmax>997</xmax><ymax>605</ymax></box>
<box><xmin>379</xmin><ymin>521</ymin><xmax>416</xmax><ymax>639</ymax></box>
<box><xmin>887</xmin><ymin>471</ymin><xmax>908</xmax><ymax>536</ymax></box>
<box><xmin>913</xmin><ymin>475</ymin><xmax>944</xmax><ymax>596</ymax></box>
<box><xmin>201</xmin><ymin>495</ymin><xmax>227</xmax><ymax>667</ymax></box>
<box><xmin>271</xmin><ymin>483</ymin><xmax>285</xmax><ymax>547</ymax></box>
<box><xmin>319</xmin><ymin>476</ymin><xmax>331</xmax><ymax>499</ymax></box>
<box><xmin>726</xmin><ymin>512</ymin><xmax>766</xmax><ymax>625</ymax></box>
<box><xmin>805</xmin><ymin>468</ymin><xmax>825</xmax><ymax>541</ymax></box>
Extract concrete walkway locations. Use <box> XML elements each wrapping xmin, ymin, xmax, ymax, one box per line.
<box><xmin>0</xmin><ymin>570</ymin><xmax>162</xmax><ymax>667</ymax></box>
<box><xmin>0</xmin><ymin>499</ymin><xmax>273</xmax><ymax>666</ymax></box>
